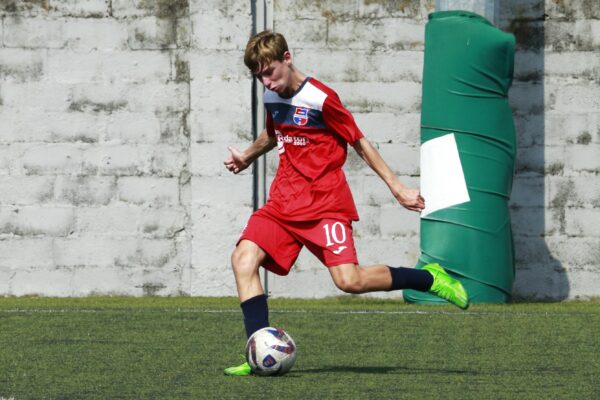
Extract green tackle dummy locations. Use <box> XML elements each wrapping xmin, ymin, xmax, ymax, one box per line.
<box><xmin>404</xmin><ymin>10</ymin><xmax>516</xmax><ymax>304</ymax></box>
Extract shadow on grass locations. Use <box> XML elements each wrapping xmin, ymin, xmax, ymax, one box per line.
<box><xmin>297</xmin><ymin>365</ymin><xmax>476</xmax><ymax>375</ymax></box>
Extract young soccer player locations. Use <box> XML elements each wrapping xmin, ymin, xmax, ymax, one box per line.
<box><xmin>223</xmin><ymin>31</ymin><xmax>469</xmax><ymax>376</ymax></box>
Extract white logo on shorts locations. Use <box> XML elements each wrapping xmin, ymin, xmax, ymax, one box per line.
<box><xmin>332</xmin><ymin>246</ymin><xmax>347</xmax><ymax>255</ymax></box>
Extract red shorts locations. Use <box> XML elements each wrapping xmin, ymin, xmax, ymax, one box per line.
<box><xmin>238</xmin><ymin>209</ymin><xmax>359</xmax><ymax>276</ymax></box>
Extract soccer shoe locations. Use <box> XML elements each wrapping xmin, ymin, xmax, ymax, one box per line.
<box><xmin>224</xmin><ymin>361</ymin><xmax>252</xmax><ymax>376</ymax></box>
<box><xmin>423</xmin><ymin>263</ymin><xmax>469</xmax><ymax>310</ymax></box>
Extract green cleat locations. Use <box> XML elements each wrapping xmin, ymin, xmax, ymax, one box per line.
<box><xmin>423</xmin><ymin>263</ymin><xmax>469</xmax><ymax>310</ymax></box>
<box><xmin>224</xmin><ymin>361</ymin><xmax>252</xmax><ymax>376</ymax></box>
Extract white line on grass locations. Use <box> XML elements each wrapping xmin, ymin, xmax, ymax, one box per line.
<box><xmin>0</xmin><ymin>308</ymin><xmax>593</xmax><ymax>316</ymax></box>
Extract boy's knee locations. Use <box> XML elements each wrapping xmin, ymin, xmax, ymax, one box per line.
<box><xmin>231</xmin><ymin>247</ymin><xmax>250</xmax><ymax>272</ymax></box>
<box><xmin>334</xmin><ymin>275</ymin><xmax>364</xmax><ymax>294</ymax></box>
<box><xmin>338</xmin><ymin>282</ymin><xmax>363</xmax><ymax>294</ymax></box>
<box><xmin>230</xmin><ymin>246</ymin><xmax>243</xmax><ymax>266</ymax></box>
<box><xmin>231</xmin><ymin>242</ymin><xmax>262</xmax><ymax>275</ymax></box>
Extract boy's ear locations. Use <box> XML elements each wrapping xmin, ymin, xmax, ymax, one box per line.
<box><xmin>283</xmin><ymin>51</ymin><xmax>293</xmax><ymax>65</ymax></box>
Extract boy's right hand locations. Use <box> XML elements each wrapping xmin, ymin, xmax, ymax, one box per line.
<box><xmin>224</xmin><ymin>146</ymin><xmax>249</xmax><ymax>174</ymax></box>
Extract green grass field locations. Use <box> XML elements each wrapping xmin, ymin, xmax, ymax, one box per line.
<box><xmin>1</xmin><ymin>297</ymin><xmax>599</xmax><ymax>399</ymax></box>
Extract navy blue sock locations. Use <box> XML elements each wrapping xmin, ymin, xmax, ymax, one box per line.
<box><xmin>240</xmin><ymin>294</ymin><xmax>269</xmax><ymax>338</ymax></box>
<box><xmin>388</xmin><ymin>266</ymin><xmax>433</xmax><ymax>292</ymax></box>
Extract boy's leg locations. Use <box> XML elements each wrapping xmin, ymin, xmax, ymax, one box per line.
<box><xmin>233</xmin><ymin>212</ymin><xmax>301</xmax><ymax>336</ymax></box>
<box><xmin>328</xmin><ymin>263</ymin><xmax>468</xmax><ymax>309</ymax></box>
<box><xmin>327</xmin><ymin>263</ymin><xmax>432</xmax><ymax>294</ymax></box>
<box><xmin>226</xmin><ymin>213</ymin><xmax>303</xmax><ymax>376</ymax></box>
<box><xmin>232</xmin><ymin>239</ymin><xmax>268</xmax><ymax>303</ymax></box>
<box><xmin>232</xmin><ymin>239</ymin><xmax>271</xmax><ymax>338</ymax></box>
<box><xmin>296</xmin><ymin>219</ymin><xmax>434</xmax><ymax>296</ymax></box>
<box><xmin>297</xmin><ymin>218</ymin><xmax>468</xmax><ymax>309</ymax></box>
<box><xmin>225</xmin><ymin>240</ymin><xmax>268</xmax><ymax>376</ymax></box>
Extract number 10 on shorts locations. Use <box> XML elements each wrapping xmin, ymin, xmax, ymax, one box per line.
<box><xmin>320</xmin><ymin>220</ymin><xmax>355</xmax><ymax>261</ymax></box>
<box><xmin>323</xmin><ymin>222</ymin><xmax>347</xmax><ymax>247</ymax></box>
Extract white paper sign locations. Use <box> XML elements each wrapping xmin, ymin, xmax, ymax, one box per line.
<box><xmin>420</xmin><ymin>133</ymin><xmax>470</xmax><ymax>218</ymax></box>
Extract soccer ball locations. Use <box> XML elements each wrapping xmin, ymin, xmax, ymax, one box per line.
<box><xmin>246</xmin><ymin>327</ymin><xmax>297</xmax><ymax>376</ymax></box>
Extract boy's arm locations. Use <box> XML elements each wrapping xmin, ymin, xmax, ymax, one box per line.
<box><xmin>352</xmin><ymin>137</ymin><xmax>425</xmax><ymax>212</ymax></box>
<box><xmin>224</xmin><ymin>129</ymin><xmax>276</xmax><ymax>174</ymax></box>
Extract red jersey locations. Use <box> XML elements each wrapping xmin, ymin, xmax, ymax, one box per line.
<box><xmin>262</xmin><ymin>77</ymin><xmax>364</xmax><ymax>222</ymax></box>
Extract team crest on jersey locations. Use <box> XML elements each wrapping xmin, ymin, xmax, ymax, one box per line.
<box><xmin>293</xmin><ymin>107</ymin><xmax>309</xmax><ymax>126</ymax></box>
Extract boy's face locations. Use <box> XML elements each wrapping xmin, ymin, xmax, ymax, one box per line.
<box><xmin>255</xmin><ymin>51</ymin><xmax>293</xmax><ymax>95</ymax></box>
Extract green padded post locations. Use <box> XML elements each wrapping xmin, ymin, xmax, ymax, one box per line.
<box><xmin>403</xmin><ymin>11</ymin><xmax>516</xmax><ymax>304</ymax></box>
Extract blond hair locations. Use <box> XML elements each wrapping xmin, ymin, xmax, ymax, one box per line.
<box><xmin>244</xmin><ymin>31</ymin><xmax>289</xmax><ymax>74</ymax></box>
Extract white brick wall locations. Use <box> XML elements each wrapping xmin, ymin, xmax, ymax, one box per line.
<box><xmin>501</xmin><ymin>0</ymin><xmax>600</xmax><ymax>300</ymax></box>
<box><xmin>0</xmin><ymin>0</ymin><xmax>192</xmax><ymax>296</ymax></box>
<box><xmin>0</xmin><ymin>0</ymin><xmax>598</xmax><ymax>300</ymax></box>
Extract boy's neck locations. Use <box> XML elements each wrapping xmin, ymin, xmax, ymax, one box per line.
<box><xmin>281</xmin><ymin>68</ymin><xmax>307</xmax><ymax>97</ymax></box>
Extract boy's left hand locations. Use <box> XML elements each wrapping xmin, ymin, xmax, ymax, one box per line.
<box><xmin>394</xmin><ymin>187</ymin><xmax>425</xmax><ymax>212</ymax></box>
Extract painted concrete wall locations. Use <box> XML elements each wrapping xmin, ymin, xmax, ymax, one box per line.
<box><xmin>499</xmin><ymin>0</ymin><xmax>600</xmax><ymax>299</ymax></box>
<box><xmin>0</xmin><ymin>0</ymin><xmax>598</xmax><ymax>300</ymax></box>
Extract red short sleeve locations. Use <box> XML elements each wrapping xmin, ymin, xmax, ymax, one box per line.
<box><xmin>322</xmin><ymin>93</ymin><xmax>364</xmax><ymax>144</ymax></box>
